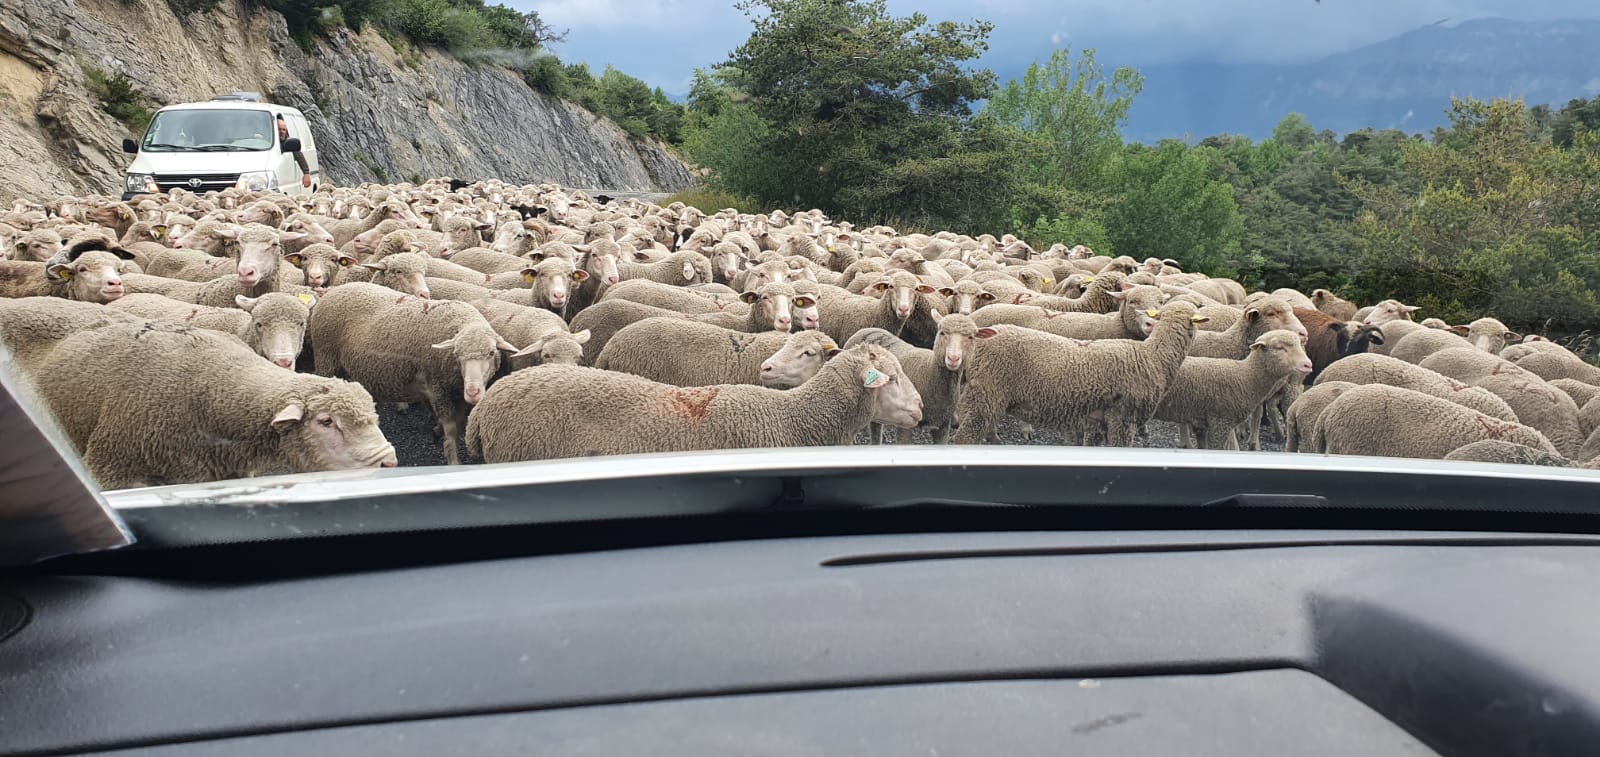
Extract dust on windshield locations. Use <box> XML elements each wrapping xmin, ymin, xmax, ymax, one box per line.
<box><xmin>2</xmin><ymin>0</ymin><xmax>1599</xmax><ymax>491</ymax></box>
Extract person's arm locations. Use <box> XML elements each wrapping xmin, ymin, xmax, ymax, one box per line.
<box><xmin>293</xmin><ymin>150</ymin><xmax>311</xmax><ymax>187</ymax></box>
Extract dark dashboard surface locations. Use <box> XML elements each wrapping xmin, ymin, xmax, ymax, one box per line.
<box><xmin>4</xmin><ymin>528</ymin><xmax>1599</xmax><ymax>756</ymax></box>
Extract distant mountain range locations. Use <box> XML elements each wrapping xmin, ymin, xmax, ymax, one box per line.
<box><xmin>1121</xmin><ymin>18</ymin><xmax>1600</xmax><ymax>141</ymax></box>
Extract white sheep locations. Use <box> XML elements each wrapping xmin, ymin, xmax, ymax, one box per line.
<box><xmin>1153</xmin><ymin>330</ymin><xmax>1314</xmax><ymax>449</ymax></box>
<box><xmin>309</xmin><ymin>283</ymin><xmax>518</xmax><ymax>464</ymax></box>
<box><xmin>465</xmin><ymin>343</ymin><xmax>923</xmax><ymax>462</ymax></box>
<box><xmin>107</xmin><ymin>292</ymin><xmax>315</xmax><ymax>368</ymax></box>
<box><xmin>1311</xmin><ymin>384</ymin><xmax>1558</xmax><ymax>459</ymax></box>
<box><xmin>841</xmin><ymin>313</ymin><xmax>985</xmax><ymax>444</ymax></box>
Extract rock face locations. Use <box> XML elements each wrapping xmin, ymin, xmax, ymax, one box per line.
<box><xmin>0</xmin><ymin>0</ymin><xmax>692</xmax><ymax>202</ymax></box>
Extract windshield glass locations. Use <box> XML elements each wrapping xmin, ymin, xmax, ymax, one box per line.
<box><xmin>3</xmin><ymin>0</ymin><xmax>1600</xmax><ymax>522</ymax></box>
<box><xmin>142</xmin><ymin>109</ymin><xmax>273</xmax><ymax>151</ymax></box>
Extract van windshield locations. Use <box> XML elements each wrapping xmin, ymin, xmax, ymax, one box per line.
<box><xmin>141</xmin><ymin>109</ymin><xmax>273</xmax><ymax>152</ymax></box>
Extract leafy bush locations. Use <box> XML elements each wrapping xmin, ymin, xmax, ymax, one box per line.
<box><xmin>1016</xmin><ymin>213</ymin><xmax>1113</xmax><ymax>255</ymax></box>
<box><xmin>84</xmin><ymin>66</ymin><xmax>154</xmax><ymax>135</ymax></box>
<box><xmin>521</xmin><ymin>55</ymin><xmax>568</xmax><ymax>97</ymax></box>
<box><xmin>661</xmin><ymin>188</ymin><xmax>757</xmax><ymax>215</ymax></box>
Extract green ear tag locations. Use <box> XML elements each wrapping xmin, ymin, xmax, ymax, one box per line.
<box><xmin>865</xmin><ymin>370</ymin><xmax>882</xmax><ymax>383</ymax></box>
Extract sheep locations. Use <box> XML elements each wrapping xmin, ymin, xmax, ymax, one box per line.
<box><xmin>757</xmin><ymin>329</ymin><xmax>844</xmax><ymax>387</ymax></box>
<box><xmin>1358</xmin><ymin>299</ymin><xmax>1420</xmax><ymax>325</ymax></box>
<box><xmin>1294</xmin><ymin>307</ymin><xmax>1360</xmax><ymax>383</ymax></box>
<box><xmin>441</xmin><ymin>247</ymin><xmax>530</xmax><ymax>275</ymax></box>
<box><xmin>469</xmin><ymin>297</ymin><xmax>588</xmax><ymax>370</ymax></box>
<box><xmin>816</xmin><ymin>270</ymin><xmax>945</xmax><ymax>348</ymax></box>
<box><xmin>119</xmin><ymin>272</ymin><xmax>206</xmax><ymax>301</ymax></box>
<box><xmin>0</xmin><ymin>243</ymin><xmax>131</xmax><ymax>303</ymax></box>
<box><xmin>1366</xmin><ymin>319</ymin><xmax>1427</xmax><ymax>356</ymax></box>
<box><xmin>1268</xmin><ymin>288</ymin><xmax>1316</xmax><ymax>310</ymax></box>
<box><xmin>17</xmin><ymin>318</ymin><xmax>395</xmax><ymax>488</ymax></box>
<box><xmin>1449</xmin><ymin>317</ymin><xmax>1522</xmax><ymax>354</ymax></box>
<box><xmin>1310</xmin><ymin>289</ymin><xmax>1358</xmax><ymax>321</ymax></box>
<box><xmin>0</xmin><ymin>297</ymin><xmax>141</xmax><ymax>367</ymax></box>
<box><xmin>791</xmin><ymin>279</ymin><xmax>823</xmax><ymax>331</ymax></box>
<box><xmin>953</xmin><ymin>300</ymin><xmax>1206</xmax><ymax>446</ymax></box>
<box><xmin>1284</xmin><ymin>381</ymin><xmax>1358</xmax><ymax>453</ymax></box>
<box><xmin>1312</xmin><ymin>384</ymin><xmax>1558</xmax><ymax>459</ymax></box>
<box><xmin>309</xmin><ymin>283</ymin><xmax>518</xmax><ymax>465</ymax></box>
<box><xmin>1420</xmin><ymin>317</ymin><xmax>1450</xmax><ymax>329</ymax></box>
<box><xmin>1189</xmin><ymin>297</ymin><xmax>1306</xmax><ymax>358</ymax></box>
<box><xmin>1500</xmin><ymin>339</ymin><xmax>1572</xmax><ymax>363</ymax></box>
<box><xmin>1416</xmin><ymin>347</ymin><xmax>1533</xmax><ymax>385</ymax></box>
<box><xmin>9</xmin><ymin>228</ymin><xmax>64</xmax><ymax>262</ymax></box>
<box><xmin>281</xmin><ymin>243</ymin><xmax>356</xmax><ymax>294</ymax></box>
<box><xmin>1005</xmin><ymin>272</ymin><xmax>1126</xmax><ymax>313</ymax></box>
<box><xmin>1314</xmin><ymin>353</ymin><xmax>1519</xmax><ymax>422</ymax></box>
<box><xmin>1388</xmin><ymin>327</ymin><xmax>1474</xmax><ymax>364</ymax></box>
<box><xmin>107</xmin><ymin>292</ymin><xmax>314</xmax><ymax>368</ymax></box>
<box><xmin>1511</xmin><ymin>350</ymin><xmax>1600</xmax><ymax>387</ymax></box>
<box><xmin>600</xmin><ymin>278</ymin><xmax>726</xmax><ymax>314</ymax></box>
<box><xmin>970</xmin><ymin>284</ymin><xmax>1164</xmax><ymax>341</ymax></box>
<box><xmin>488</xmin><ymin>256</ymin><xmax>589</xmax><ymax>314</ymax></box>
<box><xmin>842</xmin><ymin>313</ymin><xmax>984</xmax><ymax>444</ymax></box>
<box><xmin>1583</xmin><ymin>395</ymin><xmax>1600</xmax><ymax>441</ymax></box>
<box><xmin>596</xmin><ymin>317</ymin><xmax>831</xmax><ymax>387</ymax></box>
<box><xmin>619</xmin><ymin>249</ymin><xmax>714</xmax><ymax>286</ymax></box>
<box><xmin>1549</xmin><ymin>378</ymin><xmax>1600</xmax><ymax>410</ymax></box>
<box><xmin>1153</xmin><ymin>330</ymin><xmax>1314</xmax><ymax>450</ymax></box>
<box><xmin>1471</xmin><ymin>371</ymin><xmax>1586</xmax><ymax>459</ymax></box>
<box><xmin>568</xmin><ymin>298</ymin><xmax>690</xmax><ymax>365</ymax></box>
<box><xmin>466</xmin><ymin>343</ymin><xmax>922</xmax><ymax>462</ymax></box>
<box><xmin>325</xmin><ymin>201</ymin><xmax>414</xmax><ymax>248</ymax></box>
<box><xmin>1444</xmin><ymin>439</ymin><xmax>1575</xmax><ymax>468</ymax></box>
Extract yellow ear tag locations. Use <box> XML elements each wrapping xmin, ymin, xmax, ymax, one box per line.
<box><xmin>823</xmin><ymin>343</ymin><xmax>837</xmax><ymax>351</ymax></box>
<box><xmin>58</xmin><ymin>269</ymin><xmax>73</xmax><ymax>280</ymax></box>
<box><xmin>1145</xmin><ymin>309</ymin><xmax>1159</xmax><ymax>317</ymax></box>
<box><xmin>296</xmin><ymin>293</ymin><xmax>314</xmax><ymax>305</ymax></box>
<box><xmin>1084</xmin><ymin>277</ymin><xmax>1095</xmax><ymax>283</ymax></box>
<box><xmin>522</xmin><ymin>272</ymin><xmax>535</xmax><ymax>283</ymax></box>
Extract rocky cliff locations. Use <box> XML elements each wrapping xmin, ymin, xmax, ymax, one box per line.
<box><xmin>0</xmin><ymin>0</ymin><xmax>694</xmax><ymax>203</ymax></box>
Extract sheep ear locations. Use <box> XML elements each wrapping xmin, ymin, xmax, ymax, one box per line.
<box><xmin>633</xmin><ymin>251</ymin><xmax>652</xmax><ymax>262</ymax></box>
<box><xmin>336</xmin><ymin>255</ymin><xmax>359</xmax><ymax>267</ymax></box>
<box><xmin>270</xmin><ymin>403</ymin><xmax>304</xmax><ymax>428</ymax></box>
<box><xmin>496</xmin><ymin>338</ymin><xmax>519</xmax><ymax>353</ymax></box>
<box><xmin>359</xmin><ymin>262</ymin><xmax>386</xmax><ymax>271</ymax></box>
<box><xmin>1249</xmin><ymin>338</ymin><xmax>1265</xmax><ymax>350</ymax></box>
<box><xmin>570</xmin><ymin>329</ymin><xmax>592</xmax><ymax>345</ymax></box>
<box><xmin>571</xmin><ymin>269</ymin><xmax>590</xmax><ymax>282</ymax></box>
<box><xmin>1448</xmin><ymin>325</ymin><xmax>1470</xmax><ymax>335</ymax></box>
<box><xmin>431</xmin><ymin>338</ymin><xmax>456</xmax><ymax>350</ymax></box>
<box><xmin>739</xmin><ymin>291</ymin><xmax>760</xmax><ymax>304</ymax></box>
<box><xmin>1119</xmin><ymin>281</ymin><xmax>1135</xmax><ymax>291</ymax></box>
<box><xmin>915</xmin><ymin>285</ymin><xmax>936</xmax><ymax>294</ymax></box>
<box><xmin>283</xmin><ymin>252</ymin><xmax>306</xmax><ymax>266</ymax></box>
<box><xmin>235</xmin><ymin>295</ymin><xmax>259</xmax><ymax>311</ymax></box>
<box><xmin>937</xmin><ymin>287</ymin><xmax>955</xmax><ymax>296</ymax></box>
<box><xmin>214</xmin><ymin>226</ymin><xmax>241</xmax><ymax>240</ymax></box>
<box><xmin>1244</xmin><ymin>307</ymin><xmax>1261</xmax><ymax>321</ymax></box>
<box><xmin>508</xmin><ymin>341</ymin><xmax>544</xmax><ymax>358</ymax></box>
<box><xmin>975</xmin><ymin>328</ymin><xmax>999</xmax><ymax>339</ymax></box>
<box><xmin>279</xmin><ymin>231</ymin><xmax>309</xmax><ymax>243</ymax></box>
<box><xmin>527</xmin><ymin>252</ymin><xmax>546</xmax><ymax>261</ymax></box>
<box><xmin>861</xmin><ymin>367</ymin><xmax>890</xmax><ymax>388</ymax></box>
<box><xmin>1107</xmin><ymin>290</ymin><xmax>1126</xmax><ymax>301</ymax></box>
<box><xmin>522</xmin><ymin>268</ymin><xmax>539</xmax><ymax>283</ymax></box>
<box><xmin>682</xmin><ymin>261</ymin><xmax>697</xmax><ymax>280</ymax></box>
<box><xmin>1191</xmin><ymin>315</ymin><xmax>1211</xmax><ymax>324</ymax></box>
<box><xmin>46</xmin><ymin>263</ymin><xmax>71</xmax><ymax>282</ymax></box>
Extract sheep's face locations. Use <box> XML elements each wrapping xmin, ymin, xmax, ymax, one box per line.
<box><xmin>238</xmin><ymin>293</ymin><xmax>313</xmax><ymax>369</ymax></box>
<box><xmin>535</xmin><ymin>331</ymin><xmax>587</xmax><ymax>366</ymax></box>
<box><xmin>1361</xmin><ymin>299</ymin><xmax>1420</xmax><ymax>326</ymax></box>
<box><xmin>740</xmin><ymin>283</ymin><xmax>796</xmax><ymax>333</ymax></box>
<box><xmin>1457</xmin><ymin>318</ymin><xmax>1522</xmax><ymax>354</ymax></box>
<box><xmin>365</xmin><ymin>254</ymin><xmax>431</xmax><ymax>299</ymax></box>
<box><xmin>741</xmin><ymin>262</ymin><xmax>788</xmax><ymax>292</ymax></box>
<box><xmin>272</xmin><ymin>386</ymin><xmax>397</xmax><ymax>471</ymax></box>
<box><xmin>872</xmin><ymin>273</ymin><xmax>936</xmax><ymax>321</ymax></box>
<box><xmin>1113</xmin><ymin>286</ymin><xmax>1166</xmax><ymax>337</ymax></box>
<box><xmin>172</xmin><ymin>223</ymin><xmax>233</xmax><ymax>255</ymax></box>
<box><xmin>932</xmin><ymin>314</ymin><xmax>984</xmax><ymax>372</ymax></box>
<box><xmin>284</xmin><ymin>244</ymin><xmax>354</xmax><ymax>294</ymax></box>
<box><xmin>236</xmin><ymin>203</ymin><xmax>280</xmax><ymax>226</ymax></box>
<box><xmin>940</xmin><ymin>282</ymin><xmax>994</xmax><ymax>315</ymax></box>
<box><xmin>709</xmin><ymin>244</ymin><xmax>745</xmax><ymax>283</ymax></box>
<box><xmin>854</xmin><ymin>345</ymin><xmax>922</xmax><ymax>429</ymax></box>
<box><xmin>759</xmin><ymin>331</ymin><xmax>835</xmax><ymax>388</ymax></box>
<box><xmin>491</xmin><ymin>223</ymin><xmax>527</xmax><ymax>254</ymax></box>
<box><xmin>791</xmin><ymin>288</ymin><xmax>821</xmax><ymax>331</ymax></box>
<box><xmin>434</xmin><ymin>326</ymin><xmax>515</xmax><ymax>405</ymax></box>
<box><xmin>282</xmin><ymin>217</ymin><xmax>335</xmax><ymax>247</ymax></box>
<box><xmin>225</xmin><ymin>224</ymin><xmax>305</xmax><ymax>288</ymax></box>
<box><xmin>527</xmin><ymin>259</ymin><xmax>586</xmax><ymax>311</ymax></box>
<box><xmin>14</xmin><ymin>230</ymin><xmax>64</xmax><ymax>262</ymax></box>
<box><xmin>1247</xmin><ymin>299</ymin><xmax>1308</xmax><ymax>345</ymax></box>
<box><xmin>50</xmin><ymin>250</ymin><xmax>128</xmax><ymax>302</ymax></box>
<box><xmin>1251</xmin><ymin>330</ymin><xmax>1314</xmax><ymax>377</ymax></box>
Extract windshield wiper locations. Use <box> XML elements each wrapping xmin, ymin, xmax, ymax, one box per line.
<box><xmin>192</xmin><ymin>145</ymin><xmax>244</xmax><ymax>151</ymax></box>
<box><xmin>144</xmin><ymin>143</ymin><xmax>200</xmax><ymax>152</ymax></box>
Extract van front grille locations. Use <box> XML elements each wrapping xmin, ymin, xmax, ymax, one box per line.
<box><xmin>153</xmin><ymin>173</ymin><xmax>241</xmax><ymax>193</ymax></box>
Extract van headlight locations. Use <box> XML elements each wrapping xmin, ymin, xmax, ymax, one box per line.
<box><xmin>126</xmin><ymin>174</ymin><xmax>157</xmax><ymax>193</ymax></box>
<box><xmin>237</xmin><ymin>171</ymin><xmax>278</xmax><ymax>192</ymax></box>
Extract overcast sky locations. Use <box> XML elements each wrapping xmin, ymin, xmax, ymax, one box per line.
<box><xmin>520</xmin><ymin>0</ymin><xmax>1599</xmax><ymax>96</ymax></box>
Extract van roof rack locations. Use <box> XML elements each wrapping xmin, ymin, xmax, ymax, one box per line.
<box><xmin>211</xmin><ymin>92</ymin><xmax>263</xmax><ymax>102</ymax></box>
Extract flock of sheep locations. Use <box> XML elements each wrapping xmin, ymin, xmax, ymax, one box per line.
<box><xmin>2</xmin><ymin>179</ymin><xmax>1599</xmax><ymax>489</ymax></box>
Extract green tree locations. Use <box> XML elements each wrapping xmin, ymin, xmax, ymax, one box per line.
<box><xmin>688</xmin><ymin>0</ymin><xmax>1003</xmax><ymax>224</ymax></box>
<box><xmin>1103</xmin><ymin>141</ymin><xmax>1243</xmax><ymax>274</ymax></box>
<box><xmin>985</xmin><ymin>46</ymin><xmax>1143</xmax><ymax>189</ymax></box>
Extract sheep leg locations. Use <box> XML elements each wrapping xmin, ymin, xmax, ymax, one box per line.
<box><xmin>1021</xmin><ymin>423</ymin><xmax>1035</xmax><ymax>442</ymax></box>
<box><xmin>930</xmin><ymin>425</ymin><xmax>949</xmax><ymax>445</ymax></box>
<box><xmin>1104</xmin><ymin>415</ymin><xmax>1136</xmax><ymax>447</ymax></box>
<box><xmin>953</xmin><ymin>392</ymin><xmax>1001</xmax><ymax>444</ymax></box>
<box><xmin>868</xmin><ymin>421</ymin><xmax>884</xmax><ymax>445</ymax></box>
<box><xmin>426</xmin><ymin>390</ymin><xmax>465</xmax><ymax>465</ymax></box>
<box><xmin>1203</xmin><ymin>421</ymin><xmax>1239</xmax><ymax>451</ymax></box>
<box><xmin>1244</xmin><ymin>405</ymin><xmax>1264</xmax><ymax>451</ymax></box>
<box><xmin>1178</xmin><ymin>423</ymin><xmax>1193</xmax><ymax>449</ymax></box>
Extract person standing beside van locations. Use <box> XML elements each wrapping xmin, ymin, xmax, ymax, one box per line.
<box><xmin>276</xmin><ymin>114</ymin><xmax>312</xmax><ymax>189</ymax></box>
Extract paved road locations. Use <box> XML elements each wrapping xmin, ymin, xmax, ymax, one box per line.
<box><xmin>377</xmin><ymin>406</ymin><xmax>1287</xmax><ymax>469</ymax></box>
<box><xmin>573</xmin><ymin>190</ymin><xmax>673</xmax><ymax>205</ymax></box>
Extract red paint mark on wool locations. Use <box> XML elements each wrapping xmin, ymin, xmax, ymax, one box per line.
<box><xmin>669</xmin><ymin>387</ymin><xmax>719</xmax><ymax>420</ymax></box>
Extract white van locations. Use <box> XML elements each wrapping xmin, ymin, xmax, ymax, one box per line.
<box><xmin>121</xmin><ymin>93</ymin><xmax>321</xmax><ymax>201</ymax></box>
